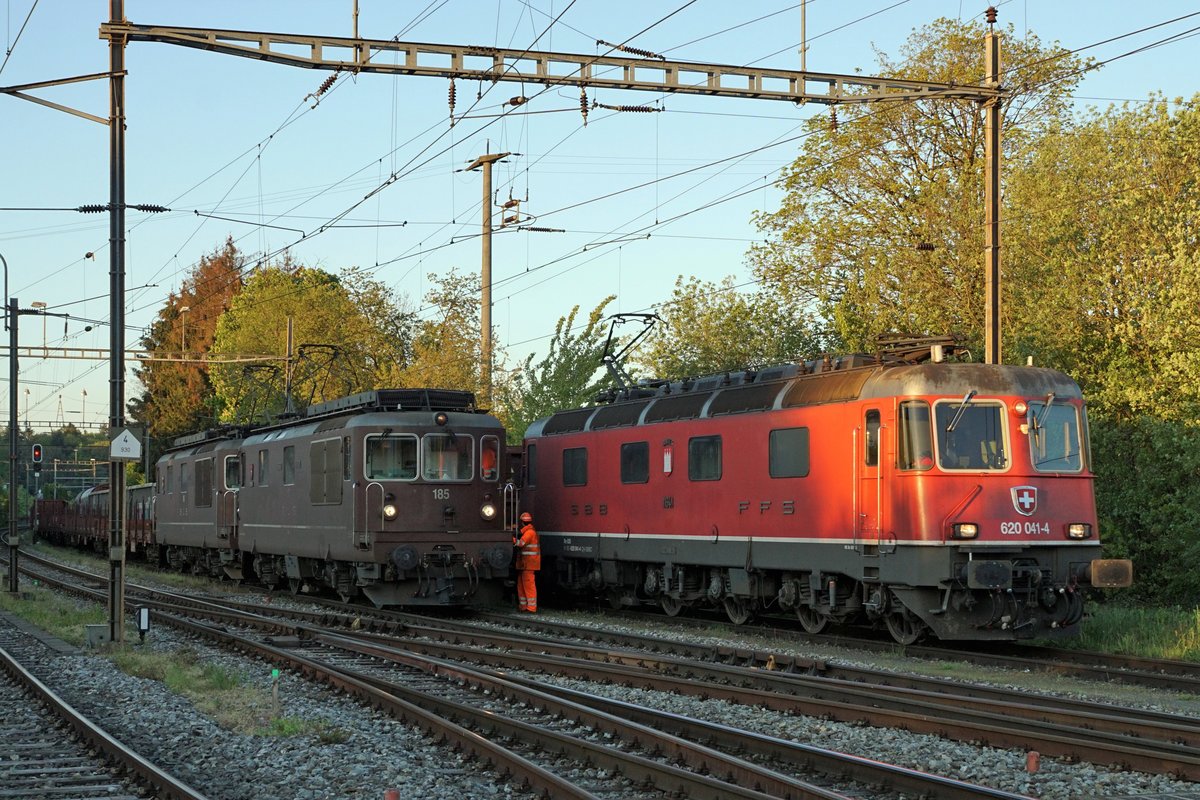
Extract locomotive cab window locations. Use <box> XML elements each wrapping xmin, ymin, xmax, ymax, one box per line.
<box><xmin>365</xmin><ymin>434</ymin><xmax>417</xmax><ymax>480</ymax></box>
<box><xmin>864</xmin><ymin>410</ymin><xmax>881</xmax><ymax>466</ymax></box>
<box><xmin>422</xmin><ymin>433</ymin><xmax>474</xmax><ymax>481</ymax></box>
<box><xmin>769</xmin><ymin>427</ymin><xmax>810</xmax><ymax>478</ymax></box>
<box><xmin>481</xmin><ymin>436</ymin><xmax>500</xmax><ymax>481</ymax></box>
<box><xmin>898</xmin><ymin>401</ymin><xmax>934</xmax><ymax>471</ymax></box>
<box><xmin>224</xmin><ymin>455</ymin><xmax>242</xmax><ymax>490</ymax></box>
<box><xmin>688</xmin><ymin>436</ymin><xmax>722</xmax><ymax>481</ymax></box>
<box><xmin>562</xmin><ymin>447</ymin><xmax>588</xmax><ymax>487</ymax></box>
<box><xmin>283</xmin><ymin>446</ymin><xmax>296</xmax><ymax>485</ymax></box>
<box><xmin>934</xmin><ymin>399</ymin><xmax>1008</xmax><ymax>471</ymax></box>
<box><xmin>1028</xmin><ymin>401</ymin><xmax>1084</xmax><ymax>472</ymax></box>
<box><xmin>620</xmin><ymin>441</ymin><xmax>650</xmax><ymax>484</ymax></box>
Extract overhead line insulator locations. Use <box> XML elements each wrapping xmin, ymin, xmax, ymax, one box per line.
<box><xmin>76</xmin><ymin>204</ymin><xmax>108</xmax><ymax>214</ymax></box>
<box><xmin>596</xmin><ymin>39</ymin><xmax>665</xmax><ymax>61</ymax></box>
<box><xmin>593</xmin><ymin>102</ymin><xmax>661</xmax><ymax>113</ymax></box>
<box><xmin>580</xmin><ymin>87</ymin><xmax>589</xmax><ymax>126</ymax></box>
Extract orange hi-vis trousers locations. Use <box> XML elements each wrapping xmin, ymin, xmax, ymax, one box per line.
<box><xmin>517</xmin><ymin>569</ymin><xmax>537</xmax><ymax>612</ymax></box>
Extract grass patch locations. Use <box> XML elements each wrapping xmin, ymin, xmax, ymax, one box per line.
<box><xmin>108</xmin><ymin>647</ymin><xmax>346</xmax><ymax>738</ymax></box>
<box><xmin>0</xmin><ymin>584</ymin><xmax>105</xmax><ymax>645</ymax></box>
<box><xmin>258</xmin><ymin>717</ymin><xmax>351</xmax><ymax>743</ymax></box>
<box><xmin>28</xmin><ymin>539</ymin><xmax>223</xmax><ymax>592</ymax></box>
<box><xmin>2</xmin><ymin>583</ymin><xmax>347</xmax><ymax>742</ymax></box>
<box><xmin>1064</xmin><ymin>604</ymin><xmax>1200</xmax><ymax>661</ymax></box>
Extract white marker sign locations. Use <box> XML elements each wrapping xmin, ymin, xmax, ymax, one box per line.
<box><xmin>110</xmin><ymin>429</ymin><xmax>143</xmax><ymax>461</ymax></box>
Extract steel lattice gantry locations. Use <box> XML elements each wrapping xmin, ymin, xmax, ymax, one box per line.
<box><xmin>98</xmin><ymin>21</ymin><xmax>1000</xmax><ymax>106</ymax></box>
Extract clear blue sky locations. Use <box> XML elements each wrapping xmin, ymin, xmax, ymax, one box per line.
<box><xmin>2</xmin><ymin>1</ymin><xmax>1197</xmax><ymax>430</ymax></box>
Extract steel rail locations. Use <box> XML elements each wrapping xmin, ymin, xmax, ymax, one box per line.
<box><xmin>0</xmin><ymin>644</ymin><xmax>211</xmax><ymax>800</ymax></box>
<box><xmin>315</xmin><ymin>630</ymin><xmax>853</xmax><ymax>800</ymax></box>
<box><xmin>381</xmin><ymin>629</ymin><xmax>1200</xmax><ymax>780</ymax></box>
<box><xmin>13</xmin><ymin>561</ymin><xmax>790</xmax><ymax>799</ymax></box>
<box><xmin>18</xmin><ymin>553</ymin><xmax>1200</xmax><ymax>781</ymax></box>
<box><xmin>593</xmin><ymin>607</ymin><xmax>1200</xmax><ymax>694</ymax></box>
<box><xmin>322</xmin><ymin>630</ymin><xmax>1029</xmax><ymax>800</ymax></box>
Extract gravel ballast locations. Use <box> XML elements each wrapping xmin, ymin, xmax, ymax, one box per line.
<box><xmin>7</xmin><ymin>573</ymin><xmax>1200</xmax><ymax>800</ymax></box>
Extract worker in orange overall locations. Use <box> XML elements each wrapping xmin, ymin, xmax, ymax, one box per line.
<box><xmin>514</xmin><ymin>511</ymin><xmax>541</xmax><ymax>612</ymax></box>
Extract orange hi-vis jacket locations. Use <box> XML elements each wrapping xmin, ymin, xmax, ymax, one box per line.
<box><xmin>514</xmin><ymin>523</ymin><xmax>541</xmax><ymax>571</ymax></box>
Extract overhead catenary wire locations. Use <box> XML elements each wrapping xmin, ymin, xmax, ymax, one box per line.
<box><xmin>10</xmin><ymin>5</ymin><xmax>1198</xmax><ymax>406</ymax></box>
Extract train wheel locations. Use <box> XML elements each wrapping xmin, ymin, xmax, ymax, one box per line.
<box><xmin>795</xmin><ymin>606</ymin><xmax>828</xmax><ymax>635</ymax></box>
<box><xmin>884</xmin><ymin>611</ymin><xmax>926</xmax><ymax>645</ymax></box>
<box><xmin>660</xmin><ymin>596</ymin><xmax>684</xmax><ymax>617</ymax></box>
<box><xmin>723</xmin><ymin>596</ymin><xmax>752</xmax><ymax>625</ymax></box>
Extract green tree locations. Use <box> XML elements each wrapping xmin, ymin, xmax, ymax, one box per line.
<box><xmin>1005</xmin><ymin>96</ymin><xmax>1200</xmax><ymax>420</ymax></box>
<box><xmin>637</xmin><ymin>275</ymin><xmax>824</xmax><ymax>379</ymax></box>
<box><xmin>397</xmin><ymin>266</ymin><xmax>487</xmax><ymax>396</ymax></box>
<box><xmin>340</xmin><ymin>266</ymin><xmax>417</xmax><ymax>387</ymax></box>
<box><xmin>210</xmin><ymin>262</ymin><xmax>383</xmax><ymax>422</ymax></box>
<box><xmin>1092</xmin><ymin>417</ymin><xmax>1200</xmax><ymax>604</ymax></box>
<box><xmin>129</xmin><ymin>238</ymin><xmax>244</xmax><ymax>442</ymax></box>
<box><xmin>748</xmin><ymin>19</ymin><xmax>1088</xmax><ymax>353</ymax></box>
<box><xmin>497</xmin><ymin>297</ymin><xmax>615</xmax><ymax>442</ymax></box>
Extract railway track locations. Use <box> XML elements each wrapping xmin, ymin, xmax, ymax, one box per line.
<box><xmin>14</xmin><ymin>553</ymin><xmax>1030</xmax><ymax>799</ymax></box>
<box><xmin>13</xmin><ymin>549</ymin><xmax>1200</xmax><ymax>795</ymax></box>
<box><xmin>601</xmin><ymin>606</ymin><xmax>1200</xmax><ymax>695</ymax></box>
<box><xmin>0</xmin><ymin>613</ymin><xmax>208</xmax><ymax>800</ymax></box>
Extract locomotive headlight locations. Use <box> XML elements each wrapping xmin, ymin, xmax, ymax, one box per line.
<box><xmin>480</xmin><ymin>501</ymin><xmax>498</xmax><ymax>521</ymax></box>
<box><xmin>383</xmin><ymin>503</ymin><xmax>398</xmax><ymax>520</ymax></box>
<box><xmin>1066</xmin><ymin>523</ymin><xmax>1092</xmax><ymax>539</ymax></box>
<box><xmin>952</xmin><ymin>522</ymin><xmax>979</xmax><ymax>539</ymax></box>
<box><xmin>1014</xmin><ymin>401</ymin><xmax>1028</xmax><ymax>416</ymax></box>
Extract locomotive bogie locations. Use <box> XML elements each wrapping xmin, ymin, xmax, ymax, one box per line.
<box><xmin>525</xmin><ymin>360</ymin><xmax>1133</xmax><ymax>642</ymax></box>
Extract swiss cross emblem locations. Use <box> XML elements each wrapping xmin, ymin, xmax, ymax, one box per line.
<box><xmin>1011</xmin><ymin>486</ymin><xmax>1038</xmax><ymax>516</ymax></box>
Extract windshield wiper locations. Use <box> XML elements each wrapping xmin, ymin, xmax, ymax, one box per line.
<box><xmin>945</xmin><ymin>390</ymin><xmax>977</xmax><ymax>433</ymax></box>
<box><xmin>1034</xmin><ymin>392</ymin><xmax>1056</xmax><ymax>430</ymax></box>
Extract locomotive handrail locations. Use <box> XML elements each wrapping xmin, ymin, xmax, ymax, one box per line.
<box><xmin>359</xmin><ymin>481</ymin><xmax>386</xmax><ymax>550</ymax></box>
<box><xmin>502</xmin><ymin>482</ymin><xmax>519</xmax><ymax>532</ymax></box>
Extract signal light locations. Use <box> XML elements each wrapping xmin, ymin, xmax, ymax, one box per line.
<box><xmin>32</xmin><ymin>443</ymin><xmax>43</xmax><ymax>474</ymax></box>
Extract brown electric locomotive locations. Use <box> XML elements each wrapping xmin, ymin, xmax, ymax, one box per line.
<box><xmin>150</xmin><ymin>388</ymin><xmax>513</xmax><ymax>606</ymax></box>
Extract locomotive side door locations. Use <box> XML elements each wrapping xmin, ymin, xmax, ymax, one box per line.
<box><xmin>856</xmin><ymin>408</ymin><xmax>883</xmax><ymax>551</ymax></box>
<box><xmin>218</xmin><ymin>454</ymin><xmax>242</xmax><ymax>550</ymax></box>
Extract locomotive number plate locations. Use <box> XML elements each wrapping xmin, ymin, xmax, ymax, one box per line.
<box><xmin>999</xmin><ymin>521</ymin><xmax>1051</xmax><ymax>536</ymax></box>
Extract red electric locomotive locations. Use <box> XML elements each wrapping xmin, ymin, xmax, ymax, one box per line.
<box><xmin>523</xmin><ymin>338</ymin><xmax>1132</xmax><ymax>643</ymax></box>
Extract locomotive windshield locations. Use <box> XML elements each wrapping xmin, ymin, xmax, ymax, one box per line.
<box><xmin>365</xmin><ymin>434</ymin><xmax>418</xmax><ymax>480</ymax></box>
<box><xmin>422</xmin><ymin>433</ymin><xmax>474</xmax><ymax>481</ymax></box>
<box><xmin>1028</xmin><ymin>401</ymin><xmax>1084</xmax><ymax>472</ymax></box>
<box><xmin>934</xmin><ymin>400</ymin><xmax>1008</xmax><ymax>470</ymax></box>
